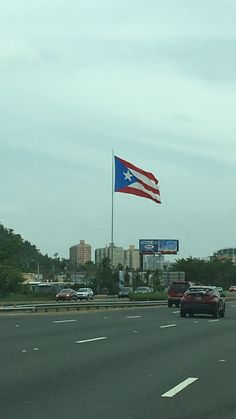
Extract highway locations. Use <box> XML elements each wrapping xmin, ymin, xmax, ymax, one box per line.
<box><xmin>1</xmin><ymin>304</ymin><xmax>236</xmax><ymax>419</ymax></box>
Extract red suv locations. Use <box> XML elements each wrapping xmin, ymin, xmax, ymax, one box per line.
<box><xmin>180</xmin><ymin>285</ymin><xmax>226</xmax><ymax>318</ymax></box>
<box><xmin>167</xmin><ymin>281</ymin><xmax>194</xmax><ymax>307</ymax></box>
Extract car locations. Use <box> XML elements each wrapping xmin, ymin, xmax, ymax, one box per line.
<box><xmin>118</xmin><ymin>287</ymin><xmax>133</xmax><ymax>298</ymax></box>
<box><xmin>56</xmin><ymin>288</ymin><xmax>77</xmax><ymax>302</ymax></box>
<box><xmin>229</xmin><ymin>286</ymin><xmax>236</xmax><ymax>292</ymax></box>
<box><xmin>76</xmin><ymin>287</ymin><xmax>94</xmax><ymax>300</ymax></box>
<box><xmin>216</xmin><ymin>287</ymin><xmax>225</xmax><ymax>297</ymax></box>
<box><xmin>180</xmin><ymin>285</ymin><xmax>226</xmax><ymax>318</ymax></box>
<box><xmin>167</xmin><ymin>281</ymin><xmax>195</xmax><ymax>307</ymax></box>
<box><xmin>134</xmin><ymin>286</ymin><xmax>152</xmax><ymax>294</ymax></box>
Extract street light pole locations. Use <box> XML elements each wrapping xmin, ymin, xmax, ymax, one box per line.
<box><xmin>37</xmin><ymin>261</ymin><xmax>40</xmax><ymax>281</ymax></box>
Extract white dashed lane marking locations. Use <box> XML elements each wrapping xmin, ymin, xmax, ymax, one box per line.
<box><xmin>76</xmin><ymin>337</ymin><xmax>107</xmax><ymax>344</ymax></box>
<box><xmin>53</xmin><ymin>319</ymin><xmax>77</xmax><ymax>324</ymax></box>
<box><xmin>160</xmin><ymin>324</ymin><xmax>176</xmax><ymax>329</ymax></box>
<box><xmin>125</xmin><ymin>315</ymin><xmax>141</xmax><ymax>319</ymax></box>
<box><xmin>161</xmin><ymin>377</ymin><xmax>198</xmax><ymax>398</ymax></box>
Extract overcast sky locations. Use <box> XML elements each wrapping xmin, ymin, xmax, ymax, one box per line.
<box><xmin>1</xmin><ymin>0</ymin><xmax>236</xmax><ymax>261</ymax></box>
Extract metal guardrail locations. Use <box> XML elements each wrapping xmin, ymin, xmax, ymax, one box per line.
<box><xmin>0</xmin><ymin>300</ymin><xmax>167</xmax><ymax>313</ymax></box>
<box><xmin>1</xmin><ymin>296</ymin><xmax>235</xmax><ymax>314</ymax></box>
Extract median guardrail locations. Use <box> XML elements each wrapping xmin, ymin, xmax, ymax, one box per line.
<box><xmin>0</xmin><ymin>300</ymin><xmax>167</xmax><ymax>314</ymax></box>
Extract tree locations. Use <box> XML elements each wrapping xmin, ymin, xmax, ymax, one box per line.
<box><xmin>170</xmin><ymin>257</ymin><xmax>236</xmax><ymax>289</ymax></box>
<box><xmin>95</xmin><ymin>258</ymin><xmax>117</xmax><ymax>294</ymax></box>
<box><xmin>0</xmin><ymin>265</ymin><xmax>24</xmax><ymax>297</ymax></box>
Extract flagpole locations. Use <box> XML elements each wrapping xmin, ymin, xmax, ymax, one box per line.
<box><xmin>111</xmin><ymin>150</ymin><xmax>114</xmax><ymax>268</ymax></box>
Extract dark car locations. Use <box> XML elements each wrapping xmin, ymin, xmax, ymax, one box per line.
<box><xmin>167</xmin><ymin>281</ymin><xmax>195</xmax><ymax>307</ymax></box>
<box><xmin>118</xmin><ymin>287</ymin><xmax>133</xmax><ymax>298</ymax></box>
<box><xmin>56</xmin><ymin>288</ymin><xmax>77</xmax><ymax>302</ymax></box>
<box><xmin>180</xmin><ymin>285</ymin><xmax>226</xmax><ymax>318</ymax></box>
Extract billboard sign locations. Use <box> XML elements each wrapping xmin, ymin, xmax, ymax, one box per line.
<box><xmin>139</xmin><ymin>239</ymin><xmax>179</xmax><ymax>254</ymax></box>
<box><xmin>139</xmin><ymin>239</ymin><xmax>159</xmax><ymax>253</ymax></box>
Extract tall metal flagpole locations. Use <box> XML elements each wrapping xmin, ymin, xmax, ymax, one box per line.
<box><xmin>111</xmin><ymin>150</ymin><xmax>114</xmax><ymax>268</ymax></box>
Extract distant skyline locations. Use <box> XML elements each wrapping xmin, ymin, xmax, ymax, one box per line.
<box><xmin>1</xmin><ymin>1</ymin><xmax>236</xmax><ymax>261</ymax></box>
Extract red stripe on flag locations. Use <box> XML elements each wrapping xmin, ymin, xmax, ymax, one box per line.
<box><xmin>117</xmin><ymin>186</ymin><xmax>161</xmax><ymax>204</ymax></box>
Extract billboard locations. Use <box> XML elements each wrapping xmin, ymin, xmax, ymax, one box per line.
<box><xmin>139</xmin><ymin>239</ymin><xmax>179</xmax><ymax>254</ymax></box>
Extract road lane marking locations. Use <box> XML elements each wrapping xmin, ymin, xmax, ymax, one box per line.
<box><xmin>161</xmin><ymin>377</ymin><xmax>198</xmax><ymax>398</ymax></box>
<box><xmin>76</xmin><ymin>337</ymin><xmax>107</xmax><ymax>344</ymax></box>
<box><xmin>53</xmin><ymin>319</ymin><xmax>77</xmax><ymax>324</ymax></box>
<box><xmin>125</xmin><ymin>315</ymin><xmax>141</xmax><ymax>319</ymax></box>
<box><xmin>33</xmin><ymin>348</ymin><xmax>39</xmax><ymax>351</ymax></box>
<box><xmin>208</xmin><ymin>319</ymin><xmax>220</xmax><ymax>323</ymax></box>
<box><xmin>160</xmin><ymin>324</ymin><xmax>176</xmax><ymax>329</ymax></box>
<box><xmin>172</xmin><ymin>311</ymin><xmax>179</xmax><ymax>314</ymax></box>
<box><xmin>219</xmin><ymin>359</ymin><xmax>226</xmax><ymax>362</ymax></box>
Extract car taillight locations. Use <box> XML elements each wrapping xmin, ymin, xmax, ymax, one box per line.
<box><xmin>203</xmin><ymin>295</ymin><xmax>217</xmax><ymax>304</ymax></box>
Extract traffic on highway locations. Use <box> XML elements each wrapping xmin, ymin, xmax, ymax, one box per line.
<box><xmin>1</xmin><ymin>301</ymin><xmax>236</xmax><ymax>419</ymax></box>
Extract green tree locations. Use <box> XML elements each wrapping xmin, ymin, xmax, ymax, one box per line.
<box><xmin>0</xmin><ymin>265</ymin><xmax>24</xmax><ymax>296</ymax></box>
<box><xmin>170</xmin><ymin>257</ymin><xmax>236</xmax><ymax>289</ymax></box>
<box><xmin>95</xmin><ymin>258</ymin><xmax>117</xmax><ymax>294</ymax></box>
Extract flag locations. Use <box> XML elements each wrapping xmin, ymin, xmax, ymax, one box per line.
<box><xmin>114</xmin><ymin>156</ymin><xmax>161</xmax><ymax>204</ymax></box>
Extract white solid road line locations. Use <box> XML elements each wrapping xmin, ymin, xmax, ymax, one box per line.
<box><xmin>53</xmin><ymin>319</ymin><xmax>77</xmax><ymax>324</ymax></box>
<box><xmin>161</xmin><ymin>377</ymin><xmax>198</xmax><ymax>398</ymax></box>
<box><xmin>160</xmin><ymin>324</ymin><xmax>177</xmax><ymax>329</ymax></box>
<box><xmin>76</xmin><ymin>337</ymin><xmax>107</xmax><ymax>344</ymax></box>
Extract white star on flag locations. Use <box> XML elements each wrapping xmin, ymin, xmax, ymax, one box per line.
<box><xmin>123</xmin><ymin>170</ymin><xmax>133</xmax><ymax>181</ymax></box>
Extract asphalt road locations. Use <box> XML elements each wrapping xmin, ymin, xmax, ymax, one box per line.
<box><xmin>1</xmin><ymin>304</ymin><xmax>236</xmax><ymax>419</ymax></box>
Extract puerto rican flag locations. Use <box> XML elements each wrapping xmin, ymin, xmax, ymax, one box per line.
<box><xmin>114</xmin><ymin>156</ymin><xmax>161</xmax><ymax>204</ymax></box>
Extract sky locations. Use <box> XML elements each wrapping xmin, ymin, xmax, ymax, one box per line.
<box><xmin>1</xmin><ymin>0</ymin><xmax>236</xmax><ymax>261</ymax></box>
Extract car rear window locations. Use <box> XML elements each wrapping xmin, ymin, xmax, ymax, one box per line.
<box><xmin>169</xmin><ymin>283</ymin><xmax>190</xmax><ymax>292</ymax></box>
<box><xmin>188</xmin><ymin>287</ymin><xmax>214</xmax><ymax>294</ymax></box>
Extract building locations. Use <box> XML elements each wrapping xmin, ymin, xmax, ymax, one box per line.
<box><xmin>142</xmin><ymin>254</ymin><xmax>165</xmax><ymax>271</ymax></box>
<box><xmin>95</xmin><ymin>243</ymin><xmax>124</xmax><ymax>268</ymax></box>
<box><xmin>69</xmin><ymin>240</ymin><xmax>91</xmax><ymax>265</ymax></box>
<box><xmin>124</xmin><ymin>245</ymin><xmax>140</xmax><ymax>270</ymax></box>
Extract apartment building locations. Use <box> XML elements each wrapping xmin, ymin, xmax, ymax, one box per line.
<box><xmin>124</xmin><ymin>245</ymin><xmax>140</xmax><ymax>270</ymax></box>
<box><xmin>69</xmin><ymin>240</ymin><xmax>91</xmax><ymax>265</ymax></box>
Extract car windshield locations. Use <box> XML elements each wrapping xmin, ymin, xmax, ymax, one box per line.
<box><xmin>1</xmin><ymin>1</ymin><xmax>234</xmax><ymax>417</ymax></box>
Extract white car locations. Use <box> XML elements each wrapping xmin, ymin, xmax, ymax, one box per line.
<box><xmin>134</xmin><ymin>286</ymin><xmax>152</xmax><ymax>294</ymax></box>
<box><xmin>76</xmin><ymin>287</ymin><xmax>94</xmax><ymax>300</ymax></box>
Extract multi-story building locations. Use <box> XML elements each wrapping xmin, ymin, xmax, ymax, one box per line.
<box><xmin>142</xmin><ymin>254</ymin><xmax>165</xmax><ymax>271</ymax></box>
<box><xmin>69</xmin><ymin>240</ymin><xmax>91</xmax><ymax>265</ymax></box>
<box><xmin>124</xmin><ymin>245</ymin><xmax>140</xmax><ymax>270</ymax></box>
<box><xmin>95</xmin><ymin>243</ymin><xmax>124</xmax><ymax>268</ymax></box>
<box><xmin>95</xmin><ymin>243</ymin><xmax>141</xmax><ymax>269</ymax></box>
